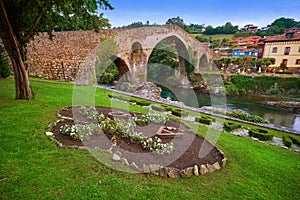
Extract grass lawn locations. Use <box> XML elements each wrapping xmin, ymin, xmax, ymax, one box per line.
<box><xmin>191</xmin><ymin>33</ymin><xmax>234</xmax><ymax>41</ymax></box>
<box><xmin>1</xmin><ymin>78</ymin><xmax>300</xmax><ymax>200</ymax></box>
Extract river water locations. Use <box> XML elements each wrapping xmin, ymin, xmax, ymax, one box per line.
<box><xmin>161</xmin><ymin>88</ymin><xmax>300</xmax><ymax>133</ymax></box>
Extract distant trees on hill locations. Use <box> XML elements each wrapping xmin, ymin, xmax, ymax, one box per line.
<box><xmin>256</xmin><ymin>18</ymin><xmax>300</xmax><ymax>37</ymax></box>
<box><xmin>204</xmin><ymin>22</ymin><xmax>239</xmax><ymax>35</ymax></box>
<box><xmin>121</xmin><ymin>17</ymin><xmax>300</xmax><ymax>38</ymax></box>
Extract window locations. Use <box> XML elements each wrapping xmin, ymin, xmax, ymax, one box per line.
<box><xmin>284</xmin><ymin>47</ymin><xmax>290</xmax><ymax>55</ymax></box>
<box><xmin>282</xmin><ymin>59</ymin><xmax>288</xmax><ymax>65</ymax></box>
<box><xmin>286</xmin><ymin>33</ymin><xmax>294</xmax><ymax>38</ymax></box>
<box><xmin>272</xmin><ymin>47</ymin><xmax>277</xmax><ymax>53</ymax></box>
<box><xmin>296</xmin><ymin>59</ymin><xmax>300</xmax><ymax>65</ymax></box>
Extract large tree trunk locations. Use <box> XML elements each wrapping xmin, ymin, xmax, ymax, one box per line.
<box><xmin>0</xmin><ymin>0</ymin><xmax>33</xmax><ymax>100</ymax></box>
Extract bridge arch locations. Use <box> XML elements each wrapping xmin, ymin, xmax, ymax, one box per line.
<box><xmin>199</xmin><ymin>54</ymin><xmax>210</xmax><ymax>70</ymax></box>
<box><xmin>131</xmin><ymin>41</ymin><xmax>143</xmax><ymax>53</ymax></box>
<box><xmin>147</xmin><ymin>35</ymin><xmax>189</xmax><ymax>77</ymax></box>
<box><xmin>110</xmin><ymin>55</ymin><xmax>130</xmax><ymax>81</ymax></box>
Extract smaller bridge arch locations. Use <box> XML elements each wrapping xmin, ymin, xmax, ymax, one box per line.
<box><xmin>110</xmin><ymin>55</ymin><xmax>130</xmax><ymax>81</ymax></box>
<box><xmin>199</xmin><ymin>54</ymin><xmax>210</xmax><ymax>70</ymax></box>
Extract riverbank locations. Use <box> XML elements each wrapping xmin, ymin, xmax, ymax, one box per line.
<box><xmin>264</xmin><ymin>101</ymin><xmax>300</xmax><ymax>113</ymax></box>
<box><xmin>102</xmin><ymin>85</ymin><xmax>300</xmax><ymax>135</ymax></box>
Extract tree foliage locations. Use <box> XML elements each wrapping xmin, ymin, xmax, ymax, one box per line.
<box><xmin>256</xmin><ymin>17</ymin><xmax>300</xmax><ymax>37</ymax></box>
<box><xmin>0</xmin><ymin>0</ymin><xmax>113</xmax><ymax>99</ymax></box>
<box><xmin>166</xmin><ymin>16</ymin><xmax>184</xmax><ymax>28</ymax></box>
<box><xmin>148</xmin><ymin>40</ymin><xmax>179</xmax><ymax>83</ymax></box>
<box><xmin>203</xmin><ymin>22</ymin><xmax>239</xmax><ymax>35</ymax></box>
<box><xmin>214</xmin><ymin>57</ymin><xmax>275</xmax><ymax>72</ymax></box>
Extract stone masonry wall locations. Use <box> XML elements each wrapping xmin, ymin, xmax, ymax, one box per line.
<box><xmin>26</xmin><ymin>30</ymin><xmax>114</xmax><ymax>81</ymax></box>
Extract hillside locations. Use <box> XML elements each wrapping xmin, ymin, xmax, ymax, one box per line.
<box><xmin>191</xmin><ymin>33</ymin><xmax>234</xmax><ymax>41</ymax></box>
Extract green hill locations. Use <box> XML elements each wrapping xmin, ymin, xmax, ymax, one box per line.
<box><xmin>191</xmin><ymin>33</ymin><xmax>234</xmax><ymax>41</ymax></box>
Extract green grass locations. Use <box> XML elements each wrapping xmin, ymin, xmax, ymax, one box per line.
<box><xmin>191</xmin><ymin>33</ymin><xmax>234</xmax><ymax>41</ymax></box>
<box><xmin>1</xmin><ymin>78</ymin><xmax>300</xmax><ymax>199</ymax></box>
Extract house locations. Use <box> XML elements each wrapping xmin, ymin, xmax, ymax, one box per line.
<box><xmin>260</xmin><ymin>27</ymin><xmax>269</xmax><ymax>31</ymax></box>
<box><xmin>230</xmin><ymin>36</ymin><xmax>261</xmax><ymax>47</ymax></box>
<box><xmin>259</xmin><ymin>27</ymin><xmax>300</xmax><ymax>73</ymax></box>
<box><xmin>232</xmin><ymin>48</ymin><xmax>258</xmax><ymax>58</ymax></box>
<box><xmin>241</xmin><ymin>24</ymin><xmax>258</xmax><ymax>33</ymax></box>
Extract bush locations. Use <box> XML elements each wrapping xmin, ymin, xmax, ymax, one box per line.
<box><xmin>136</xmin><ymin>100</ymin><xmax>151</xmax><ymax>106</ymax></box>
<box><xmin>275</xmin><ymin>71</ymin><xmax>293</xmax><ymax>75</ymax></box>
<box><xmin>283</xmin><ymin>135</ymin><xmax>292</xmax><ymax>148</ymax></box>
<box><xmin>0</xmin><ymin>46</ymin><xmax>10</xmax><ymax>78</ymax></box>
<box><xmin>223</xmin><ymin>121</ymin><xmax>242</xmax><ymax>132</ymax></box>
<box><xmin>162</xmin><ymin>105</ymin><xmax>173</xmax><ymax>111</ymax></box>
<box><xmin>289</xmin><ymin>136</ymin><xmax>300</xmax><ymax>146</ymax></box>
<box><xmin>129</xmin><ymin>99</ymin><xmax>137</xmax><ymax>103</ymax></box>
<box><xmin>226</xmin><ymin>110</ymin><xmax>269</xmax><ymax>124</ymax></box>
<box><xmin>171</xmin><ymin>108</ymin><xmax>188</xmax><ymax>117</ymax></box>
<box><xmin>195</xmin><ymin>116</ymin><xmax>212</xmax><ymax>125</ymax></box>
<box><xmin>248</xmin><ymin>128</ymin><xmax>274</xmax><ymax>141</ymax></box>
<box><xmin>230</xmin><ymin>75</ymin><xmax>300</xmax><ymax>94</ymax></box>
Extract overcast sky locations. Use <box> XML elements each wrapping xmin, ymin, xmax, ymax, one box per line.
<box><xmin>102</xmin><ymin>0</ymin><xmax>300</xmax><ymax>28</ymax></box>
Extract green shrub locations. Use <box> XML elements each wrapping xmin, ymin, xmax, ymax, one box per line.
<box><xmin>171</xmin><ymin>108</ymin><xmax>188</xmax><ymax>117</ymax></box>
<box><xmin>162</xmin><ymin>105</ymin><xmax>173</xmax><ymax>111</ymax></box>
<box><xmin>230</xmin><ymin>75</ymin><xmax>300</xmax><ymax>94</ymax></box>
<box><xmin>283</xmin><ymin>135</ymin><xmax>292</xmax><ymax>148</ymax></box>
<box><xmin>275</xmin><ymin>71</ymin><xmax>293</xmax><ymax>75</ymax></box>
<box><xmin>226</xmin><ymin>110</ymin><xmax>269</xmax><ymax>124</ymax></box>
<box><xmin>248</xmin><ymin>128</ymin><xmax>274</xmax><ymax>141</ymax></box>
<box><xmin>136</xmin><ymin>100</ymin><xmax>151</xmax><ymax>106</ymax></box>
<box><xmin>223</xmin><ymin>121</ymin><xmax>242</xmax><ymax>132</ymax></box>
<box><xmin>195</xmin><ymin>116</ymin><xmax>212</xmax><ymax>125</ymax></box>
<box><xmin>129</xmin><ymin>99</ymin><xmax>137</xmax><ymax>103</ymax></box>
<box><xmin>289</xmin><ymin>136</ymin><xmax>300</xmax><ymax>146</ymax></box>
<box><xmin>0</xmin><ymin>46</ymin><xmax>10</xmax><ymax>78</ymax></box>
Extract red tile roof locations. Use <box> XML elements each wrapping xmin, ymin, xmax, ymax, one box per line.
<box><xmin>263</xmin><ymin>32</ymin><xmax>300</xmax><ymax>42</ymax></box>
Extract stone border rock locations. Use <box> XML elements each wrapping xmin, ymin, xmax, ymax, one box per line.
<box><xmin>45</xmin><ymin>109</ymin><xmax>227</xmax><ymax>179</ymax></box>
<box><xmin>108</xmin><ymin>144</ymin><xmax>226</xmax><ymax>178</ymax></box>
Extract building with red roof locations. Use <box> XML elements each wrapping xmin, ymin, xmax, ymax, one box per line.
<box><xmin>258</xmin><ymin>28</ymin><xmax>300</xmax><ymax>73</ymax></box>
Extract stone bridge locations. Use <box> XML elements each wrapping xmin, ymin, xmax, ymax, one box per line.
<box><xmin>26</xmin><ymin>25</ymin><xmax>216</xmax><ymax>83</ymax></box>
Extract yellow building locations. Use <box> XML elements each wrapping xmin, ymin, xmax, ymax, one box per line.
<box><xmin>260</xmin><ymin>28</ymin><xmax>300</xmax><ymax>73</ymax></box>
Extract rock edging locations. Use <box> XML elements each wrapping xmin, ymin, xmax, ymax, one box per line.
<box><xmin>45</xmin><ymin>109</ymin><xmax>226</xmax><ymax>179</ymax></box>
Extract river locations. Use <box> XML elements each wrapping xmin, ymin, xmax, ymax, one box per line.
<box><xmin>161</xmin><ymin>87</ymin><xmax>300</xmax><ymax>133</ymax></box>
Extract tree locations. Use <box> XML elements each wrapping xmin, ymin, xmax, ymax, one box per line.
<box><xmin>224</xmin><ymin>22</ymin><xmax>238</xmax><ymax>34</ymax></box>
<box><xmin>203</xmin><ymin>22</ymin><xmax>239</xmax><ymax>35</ymax></box>
<box><xmin>271</xmin><ymin>17</ymin><xmax>299</xmax><ymax>29</ymax></box>
<box><xmin>166</xmin><ymin>16</ymin><xmax>184</xmax><ymax>28</ymax></box>
<box><xmin>123</xmin><ymin>22</ymin><xmax>144</xmax><ymax>28</ymax></box>
<box><xmin>256</xmin><ymin>17</ymin><xmax>300</xmax><ymax>37</ymax></box>
<box><xmin>0</xmin><ymin>0</ymin><xmax>113</xmax><ymax>100</ymax></box>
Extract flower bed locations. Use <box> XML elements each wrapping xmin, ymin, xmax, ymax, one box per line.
<box><xmin>48</xmin><ymin>106</ymin><xmax>226</xmax><ymax>178</ymax></box>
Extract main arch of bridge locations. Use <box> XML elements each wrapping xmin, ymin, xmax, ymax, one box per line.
<box><xmin>109</xmin><ymin>25</ymin><xmax>214</xmax><ymax>82</ymax></box>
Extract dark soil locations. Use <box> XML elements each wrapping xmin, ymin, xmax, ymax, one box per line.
<box><xmin>53</xmin><ymin>106</ymin><xmax>224</xmax><ymax>170</ymax></box>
